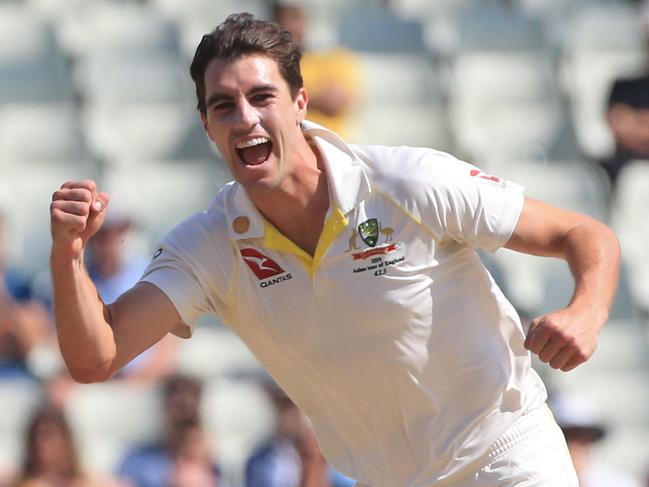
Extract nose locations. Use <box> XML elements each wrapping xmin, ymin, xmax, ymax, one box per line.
<box><xmin>234</xmin><ymin>99</ymin><xmax>260</xmax><ymax>129</ymax></box>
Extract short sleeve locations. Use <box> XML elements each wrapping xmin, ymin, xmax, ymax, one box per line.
<box><xmin>139</xmin><ymin>243</ymin><xmax>208</xmax><ymax>338</ymax></box>
<box><xmin>138</xmin><ymin>214</ymin><xmax>230</xmax><ymax>338</ymax></box>
<box><xmin>354</xmin><ymin>146</ymin><xmax>525</xmax><ymax>252</ymax></box>
<box><xmin>420</xmin><ymin>160</ymin><xmax>525</xmax><ymax>252</ymax></box>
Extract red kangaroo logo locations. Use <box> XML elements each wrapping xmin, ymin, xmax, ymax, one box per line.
<box><xmin>241</xmin><ymin>248</ymin><xmax>285</xmax><ymax>280</ymax></box>
<box><xmin>470</xmin><ymin>169</ymin><xmax>501</xmax><ymax>183</ymax></box>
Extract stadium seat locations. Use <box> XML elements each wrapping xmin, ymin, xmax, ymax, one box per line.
<box><xmin>0</xmin><ymin>164</ymin><xmax>100</xmax><ymax>276</ymax></box>
<box><xmin>0</xmin><ymin>380</ymin><xmax>42</xmax><ymax>472</ymax></box>
<box><xmin>353</xmin><ymin>53</ymin><xmax>451</xmax><ymax>150</ymax></box>
<box><xmin>469</xmin><ymin>103</ymin><xmax>567</xmax><ymax>168</ymax></box>
<box><xmin>81</xmin><ymin>54</ymin><xmax>195</xmax><ymax>157</ymax></box>
<box><xmin>501</xmin><ymin>159</ymin><xmax>610</xmax><ymax>221</ymax></box>
<box><xmin>55</xmin><ymin>0</ymin><xmax>180</xmax><ymax>59</ymax></box>
<box><xmin>165</xmin><ymin>0</ymin><xmax>271</xmax><ymax>59</ymax></box>
<box><xmin>598</xmin><ymin>425</ymin><xmax>649</xmax><ymax>480</ymax></box>
<box><xmin>548</xmin><ymin>381</ymin><xmax>649</xmax><ymax>479</ymax></box>
<box><xmin>516</xmin><ymin>0</ymin><xmax>596</xmax><ymax>18</ymax></box>
<box><xmin>202</xmin><ymin>378</ymin><xmax>275</xmax><ymax>485</ymax></box>
<box><xmin>452</xmin><ymin>4</ymin><xmax>547</xmax><ymax>53</ymax></box>
<box><xmin>353</xmin><ymin>103</ymin><xmax>453</xmax><ymax>153</ymax></box>
<box><xmin>102</xmin><ymin>161</ymin><xmax>228</xmax><ymax>245</ymax></box>
<box><xmin>565</xmin><ymin>50</ymin><xmax>646</xmax><ymax>160</ymax></box>
<box><xmin>448</xmin><ymin>51</ymin><xmax>560</xmax><ymax>160</ymax></box>
<box><xmin>81</xmin><ymin>53</ymin><xmax>193</xmax><ymax>108</ymax></box>
<box><xmin>97</xmin><ymin>104</ymin><xmax>213</xmax><ymax>164</ymax></box>
<box><xmin>278</xmin><ymin>0</ymin><xmax>370</xmax><ymax>49</ymax></box>
<box><xmin>554</xmin><ymin>371</ymin><xmax>649</xmax><ymax>428</ymax></box>
<box><xmin>0</xmin><ymin>5</ymin><xmax>73</xmax><ymax>104</ymax></box>
<box><xmin>562</xmin><ymin>318</ymin><xmax>648</xmax><ymax>374</ymax></box>
<box><xmin>176</xmin><ymin>325</ymin><xmax>264</xmax><ymax>380</ymax></box>
<box><xmin>66</xmin><ymin>382</ymin><xmax>163</xmax><ymax>473</ymax></box>
<box><xmin>27</xmin><ymin>0</ymin><xmax>87</xmax><ymax>23</ymax></box>
<box><xmin>612</xmin><ymin>160</ymin><xmax>649</xmax><ymax>311</ymax></box>
<box><xmin>391</xmin><ymin>0</ymin><xmax>481</xmax><ymax>22</ymax></box>
<box><xmin>338</xmin><ymin>8</ymin><xmax>427</xmax><ymax>53</ymax></box>
<box><xmin>151</xmin><ymin>0</ymin><xmax>269</xmax><ymax>21</ymax></box>
<box><xmin>542</xmin><ymin>262</ymin><xmax>641</xmax><ymax>322</ymax></box>
<box><xmin>0</xmin><ymin>104</ymin><xmax>92</xmax><ymax>165</ymax></box>
<box><xmin>357</xmin><ymin>53</ymin><xmax>444</xmax><ymax>105</ymax></box>
<box><xmin>567</xmin><ymin>3</ymin><xmax>645</xmax><ymax>53</ymax></box>
<box><xmin>450</xmin><ymin>51</ymin><xmax>558</xmax><ymax>109</ymax></box>
<box><xmin>561</xmin><ymin>3</ymin><xmax>647</xmax><ymax>159</ymax></box>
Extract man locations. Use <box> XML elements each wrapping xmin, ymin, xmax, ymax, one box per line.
<box><xmin>117</xmin><ymin>374</ymin><xmax>226</xmax><ymax>487</ymax></box>
<box><xmin>603</xmin><ymin>0</ymin><xmax>649</xmax><ymax>185</ymax></box>
<box><xmin>245</xmin><ymin>377</ymin><xmax>355</xmax><ymax>487</ymax></box>
<box><xmin>50</xmin><ymin>13</ymin><xmax>620</xmax><ymax>487</ymax></box>
<box><xmin>605</xmin><ymin>72</ymin><xmax>649</xmax><ymax>184</ymax></box>
<box><xmin>0</xmin><ymin>210</ymin><xmax>51</xmax><ymax>381</ymax></box>
<box><xmin>271</xmin><ymin>0</ymin><xmax>361</xmax><ymax>139</ymax></box>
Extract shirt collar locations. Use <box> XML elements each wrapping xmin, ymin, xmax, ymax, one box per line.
<box><xmin>224</xmin><ymin>182</ymin><xmax>265</xmax><ymax>240</ymax></box>
<box><xmin>302</xmin><ymin>120</ymin><xmax>371</xmax><ymax>214</ymax></box>
<box><xmin>223</xmin><ymin>120</ymin><xmax>371</xmax><ymax>241</ymax></box>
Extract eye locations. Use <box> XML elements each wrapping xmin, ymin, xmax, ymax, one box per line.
<box><xmin>251</xmin><ymin>93</ymin><xmax>273</xmax><ymax>104</ymax></box>
<box><xmin>212</xmin><ymin>102</ymin><xmax>234</xmax><ymax>112</ymax></box>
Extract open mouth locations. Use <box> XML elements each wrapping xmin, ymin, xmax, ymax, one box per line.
<box><xmin>236</xmin><ymin>137</ymin><xmax>273</xmax><ymax>166</ymax></box>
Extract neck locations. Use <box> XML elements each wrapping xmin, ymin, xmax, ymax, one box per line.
<box><xmin>249</xmin><ymin>137</ymin><xmax>330</xmax><ymax>256</ymax></box>
<box><xmin>252</xmin><ymin>137</ymin><xmax>328</xmax><ymax>220</ymax></box>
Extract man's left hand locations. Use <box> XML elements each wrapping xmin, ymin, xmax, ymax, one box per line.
<box><xmin>524</xmin><ymin>306</ymin><xmax>603</xmax><ymax>372</ymax></box>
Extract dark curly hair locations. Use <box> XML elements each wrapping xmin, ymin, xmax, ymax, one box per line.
<box><xmin>190</xmin><ymin>12</ymin><xmax>303</xmax><ymax>114</ymax></box>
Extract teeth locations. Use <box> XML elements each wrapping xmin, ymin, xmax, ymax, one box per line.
<box><xmin>236</xmin><ymin>137</ymin><xmax>269</xmax><ymax>149</ymax></box>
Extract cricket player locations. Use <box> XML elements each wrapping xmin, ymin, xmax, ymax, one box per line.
<box><xmin>50</xmin><ymin>13</ymin><xmax>620</xmax><ymax>487</ymax></box>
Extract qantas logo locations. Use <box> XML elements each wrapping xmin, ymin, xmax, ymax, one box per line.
<box><xmin>469</xmin><ymin>169</ymin><xmax>506</xmax><ymax>188</ymax></box>
<box><xmin>469</xmin><ymin>169</ymin><xmax>500</xmax><ymax>182</ymax></box>
<box><xmin>240</xmin><ymin>248</ymin><xmax>285</xmax><ymax>280</ymax></box>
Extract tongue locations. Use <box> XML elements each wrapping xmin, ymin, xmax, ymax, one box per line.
<box><xmin>239</xmin><ymin>141</ymin><xmax>272</xmax><ymax>165</ymax></box>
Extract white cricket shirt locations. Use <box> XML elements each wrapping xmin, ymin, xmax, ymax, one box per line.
<box><xmin>140</xmin><ymin>121</ymin><xmax>547</xmax><ymax>487</ymax></box>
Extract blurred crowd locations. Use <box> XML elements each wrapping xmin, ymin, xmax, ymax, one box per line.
<box><xmin>1</xmin><ymin>0</ymin><xmax>649</xmax><ymax>485</ymax></box>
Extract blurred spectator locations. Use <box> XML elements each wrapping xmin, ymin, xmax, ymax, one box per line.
<box><xmin>0</xmin><ymin>210</ymin><xmax>51</xmax><ymax>381</ymax></box>
<box><xmin>551</xmin><ymin>393</ymin><xmax>640</xmax><ymax>487</ymax></box>
<box><xmin>603</xmin><ymin>0</ymin><xmax>649</xmax><ymax>185</ymax></box>
<box><xmin>272</xmin><ymin>1</ymin><xmax>361</xmax><ymax>139</ymax></box>
<box><xmin>13</xmin><ymin>404</ymin><xmax>122</xmax><ymax>487</ymax></box>
<box><xmin>116</xmin><ymin>374</ymin><xmax>226</xmax><ymax>487</ymax></box>
<box><xmin>245</xmin><ymin>378</ymin><xmax>354</xmax><ymax>487</ymax></box>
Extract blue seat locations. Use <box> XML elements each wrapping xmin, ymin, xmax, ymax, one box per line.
<box><xmin>338</xmin><ymin>8</ymin><xmax>427</xmax><ymax>53</ymax></box>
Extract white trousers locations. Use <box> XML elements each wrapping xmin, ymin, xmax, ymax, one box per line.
<box><xmin>356</xmin><ymin>404</ymin><xmax>579</xmax><ymax>487</ymax></box>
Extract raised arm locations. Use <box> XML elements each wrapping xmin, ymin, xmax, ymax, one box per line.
<box><xmin>50</xmin><ymin>180</ymin><xmax>182</xmax><ymax>383</ymax></box>
<box><xmin>504</xmin><ymin>197</ymin><xmax>621</xmax><ymax>372</ymax></box>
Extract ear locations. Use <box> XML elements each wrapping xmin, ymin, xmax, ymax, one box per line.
<box><xmin>200</xmin><ymin>112</ymin><xmax>215</xmax><ymax>142</ymax></box>
<box><xmin>295</xmin><ymin>87</ymin><xmax>308</xmax><ymax>125</ymax></box>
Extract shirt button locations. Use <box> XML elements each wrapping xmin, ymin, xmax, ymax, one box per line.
<box><xmin>233</xmin><ymin>216</ymin><xmax>250</xmax><ymax>234</ymax></box>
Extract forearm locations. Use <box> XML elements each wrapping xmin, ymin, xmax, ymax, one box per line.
<box><xmin>297</xmin><ymin>423</ymin><xmax>331</xmax><ymax>487</ymax></box>
<box><xmin>561</xmin><ymin>220</ymin><xmax>620</xmax><ymax>322</ymax></box>
<box><xmin>300</xmin><ymin>457</ymin><xmax>330</xmax><ymax>487</ymax></box>
<box><xmin>51</xmin><ymin>251</ymin><xmax>116</xmax><ymax>382</ymax></box>
<box><xmin>509</xmin><ymin>198</ymin><xmax>622</xmax><ymax>370</ymax></box>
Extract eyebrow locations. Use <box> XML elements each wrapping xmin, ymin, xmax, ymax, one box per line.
<box><xmin>205</xmin><ymin>84</ymin><xmax>278</xmax><ymax>109</ymax></box>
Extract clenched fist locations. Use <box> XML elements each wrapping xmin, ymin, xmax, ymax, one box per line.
<box><xmin>50</xmin><ymin>180</ymin><xmax>109</xmax><ymax>260</ymax></box>
<box><xmin>524</xmin><ymin>306</ymin><xmax>602</xmax><ymax>372</ymax></box>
